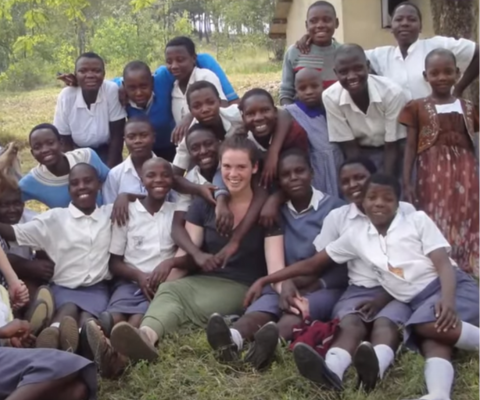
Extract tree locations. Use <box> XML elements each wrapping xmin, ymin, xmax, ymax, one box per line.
<box><xmin>430</xmin><ymin>0</ymin><xmax>479</xmax><ymax>103</ymax></box>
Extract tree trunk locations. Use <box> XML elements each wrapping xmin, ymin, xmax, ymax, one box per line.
<box><xmin>204</xmin><ymin>13</ymin><xmax>210</xmax><ymax>43</ymax></box>
<box><xmin>430</xmin><ymin>0</ymin><xmax>479</xmax><ymax>103</ymax></box>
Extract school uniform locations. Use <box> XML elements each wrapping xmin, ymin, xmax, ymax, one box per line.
<box><xmin>12</xmin><ymin>203</ymin><xmax>113</xmax><ymax>317</ymax></box>
<box><xmin>313</xmin><ymin>202</ymin><xmax>416</xmax><ymax>325</ymax></box>
<box><xmin>365</xmin><ymin>36</ymin><xmax>477</xmax><ymax>100</ymax></box>
<box><xmin>19</xmin><ymin>148</ymin><xmax>110</xmax><ymax>209</ymax></box>
<box><xmin>325</xmin><ymin>210</ymin><xmax>479</xmax><ymax>349</ymax></box>
<box><xmin>171</xmin><ymin>67</ymin><xmax>227</xmax><ymax>125</ymax></box>
<box><xmin>322</xmin><ymin>75</ymin><xmax>407</xmax><ymax>172</ymax></box>
<box><xmin>175</xmin><ymin>166</ymin><xmax>213</xmax><ymax>213</ymax></box>
<box><xmin>246</xmin><ymin>188</ymin><xmax>347</xmax><ymax>321</ymax></box>
<box><xmin>5</xmin><ymin>209</ymin><xmax>37</xmax><ymax>259</ymax></box>
<box><xmin>54</xmin><ymin>80</ymin><xmax>127</xmax><ymax>162</ymax></box>
<box><xmin>107</xmin><ymin>200</ymin><xmax>177</xmax><ymax>315</ymax></box>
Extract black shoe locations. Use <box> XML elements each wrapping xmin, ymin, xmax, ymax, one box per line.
<box><xmin>353</xmin><ymin>341</ymin><xmax>379</xmax><ymax>392</ymax></box>
<box><xmin>206</xmin><ymin>313</ymin><xmax>239</xmax><ymax>362</ymax></box>
<box><xmin>244</xmin><ymin>322</ymin><xmax>279</xmax><ymax>371</ymax></box>
<box><xmin>293</xmin><ymin>343</ymin><xmax>343</xmax><ymax>391</ymax></box>
<box><xmin>98</xmin><ymin>312</ymin><xmax>114</xmax><ymax>338</ymax></box>
<box><xmin>79</xmin><ymin>320</ymin><xmax>95</xmax><ymax>360</ymax></box>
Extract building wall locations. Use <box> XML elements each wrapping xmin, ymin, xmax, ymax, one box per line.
<box><xmin>285</xmin><ymin>0</ymin><xmax>434</xmax><ymax>49</ymax></box>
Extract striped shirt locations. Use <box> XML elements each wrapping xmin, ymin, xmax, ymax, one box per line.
<box><xmin>280</xmin><ymin>40</ymin><xmax>341</xmax><ymax>104</ymax></box>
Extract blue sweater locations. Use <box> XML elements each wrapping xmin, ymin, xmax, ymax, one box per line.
<box><xmin>281</xmin><ymin>194</ymin><xmax>348</xmax><ymax>289</ymax></box>
<box><xmin>115</xmin><ymin>54</ymin><xmax>238</xmax><ymax>150</ymax></box>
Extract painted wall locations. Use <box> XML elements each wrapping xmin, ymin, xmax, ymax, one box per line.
<box><xmin>285</xmin><ymin>0</ymin><xmax>434</xmax><ymax>49</ymax></box>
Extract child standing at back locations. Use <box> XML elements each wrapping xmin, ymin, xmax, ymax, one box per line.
<box><xmin>285</xmin><ymin>68</ymin><xmax>343</xmax><ymax>196</ymax></box>
<box><xmin>280</xmin><ymin>1</ymin><xmax>340</xmax><ymax>105</ymax></box>
<box><xmin>401</xmin><ymin>48</ymin><xmax>479</xmax><ymax>276</ymax></box>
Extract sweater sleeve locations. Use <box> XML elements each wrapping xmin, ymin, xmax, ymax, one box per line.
<box><xmin>196</xmin><ymin>54</ymin><xmax>238</xmax><ymax>101</ymax></box>
<box><xmin>280</xmin><ymin>46</ymin><xmax>296</xmax><ymax>103</ymax></box>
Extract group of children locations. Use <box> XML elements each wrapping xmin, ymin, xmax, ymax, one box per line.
<box><xmin>0</xmin><ymin>1</ymin><xmax>479</xmax><ymax>399</ymax></box>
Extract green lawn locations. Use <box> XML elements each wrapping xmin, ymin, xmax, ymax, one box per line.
<box><xmin>0</xmin><ymin>76</ymin><xmax>478</xmax><ymax>400</ymax></box>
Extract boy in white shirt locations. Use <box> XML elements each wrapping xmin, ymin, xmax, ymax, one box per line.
<box><xmin>246</xmin><ymin>173</ymin><xmax>479</xmax><ymax>400</ymax></box>
<box><xmin>54</xmin><ymin>52</ymin><xmax>127</xmax><ymax>168</ymax></box>
<box><xmin>0</xmin><ymin>163</ymin><xmax>113</xmax><ymax>353</ymax></box>
<box><xmin>322</xmin><ymin>44</ymin><xmax>406</xmax><ymax>177</ymax></box>
<box><xmin>166</xmin><ymin>36</ymin><xmax>228</xmax><ymax>126</ymax></box>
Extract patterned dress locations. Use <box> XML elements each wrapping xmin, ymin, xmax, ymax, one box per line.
<box><xmin>399</xmin><ymin>98</ymin><xmax>479</xmax><ymax>276</ymax></box>
<box><xmin>0</xmin><ymin>237</ymin><xmax>8</xmax><ymax>288</ymax></box>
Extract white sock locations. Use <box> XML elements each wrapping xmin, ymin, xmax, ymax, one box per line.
<box><xmin>455</xmin><ymin>321</ymin><xmax>479</xmax><ymax>351</ymax></box>
<box><xmin>325</xmin><ymin>347</ymin><xmax>352</xmax><ymax>381</ymax></box>
<box><xmin>50</xmin><ymin>322</ymin><xmax>60</xmax><ymax>329</ymax></box>
<box><xmin>230</xmin><ymin>328</ymin><xmax>243</xmax><ymax>350</ymax></box>
<box><xmin>374</xmin><ymin>344</ymin><xmax>395</xmax><ymax>379</ymax></box>
<box><xmin>422</xmin><ymin>357</ymin><xmax>454</xmax><ymax>400</ymax></box>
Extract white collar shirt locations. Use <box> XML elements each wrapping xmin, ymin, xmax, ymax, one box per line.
<box><xmin>13</xmin><ymin>203</ymin><xmax>113</xmax><ymax>288</ymax></box>
<box><xmin>323</xmin><ymin>75</ymin><xmax>407</xmax><ymax>147</ymax></box>
<box><xmin>53</xmin><ymin>80</ymin><xmax>127</xmax><ymax>147</ymax></box>
<box><xmin>109</xmin><ymin>200</ymin><xmax>177</xmax><ymax>274</ymax></box>
<box><xmin>175</xmin><ymin>166</ymin><xmax>212</xmax><ymax>213</ymax></box>
<box><xmin>365</xmin><ymin>36</ymin><xmax>476</xmax><ymax>100</ymax></box>
<box><xmin>314</xmin><ymin>201</ymin><xmax>416</xmax><ymax>288</ymax></box>
<box><xmin>7</xmin><ymin>209</ymin><xmax>38</xmax><ymax>259</ymax></box>
<box><xmin>324</xmin><ymin>210</ymin><xmax>455</xmax><ymax>303</ymax></box>
<box><xmin>286</xmin><ymin>187</ymin><xmax>325</xmax><ymax>218</ymax></box>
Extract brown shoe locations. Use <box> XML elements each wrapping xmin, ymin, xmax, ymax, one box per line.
<box><xmin>36</xmin><ymin>326</ymin><xmax>60</xmax><ymax>349</ymax></box>
<box><xmin>110</xmin><ymin>322</ymin><xmax>158</xmax><ymax>363</ymax></box>
<box><xmin>86</xmin><ymin>320</ymin><xmax>127</xmax><ymax>379</ymax></box>
<box><xmin>26</xmin><ymin>300</ymin><xmax>49</xmax><ymax>335</ymax></box>
<box><xmin>59</xmin><ymin>316</ymin><xmax>79</xmax><ymax>353</ymax></box>
<box><xmin>33</xmin><ymin>286</ymin><xmax>55</xmax><ymax>322</ymax></box>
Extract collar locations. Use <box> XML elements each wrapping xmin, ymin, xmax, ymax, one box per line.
<box><xmin>124</xmin><ymin>153</ymin><xmax>156</xmax><ymax>174</ymax></box>
<box><xmin>394</xmin><ymin>39</ymin><xmax>420</xmax><ymax>59</ymax></box>
<box><xmin>295</xmin><ymin>100</ymin><xmax>325</xmax><ymax>118</ymax></box>
<box><xmin>367</xmin><ymin>210</ymin><xmax>403</xmax><ymax>235</ymax></box>
<box><xmin>287</xmin><ymin>187</ymin><xmax>325</xmax><ymax>215</ymax></box>
<box><xmin>347</xmin><ymin>203</ymin><xmax>367</xmax><ymax>220</ymax></box>
<box><xmin>68</xmin><ymin>203</ymin><xmax>100</xmax><ymax>220</ymax></box>
<box><xmin>173</xmin><ymin>67</ymin><xmax>198</xmax><ymax>91</ymax></box>
<box><xmin>75</xmin><ymin>83</ymin><xmax>104</xmax><ymax>109</ymax></box>
<box><xmin>129</xmin><ymin>93</ymin><xmax>155</xmax><ymax>111</ymax></box>
<box><xmin>339</xmin><ymin>75</ymin><xmax>382</xmax><ymax>109</ymax></box>
<box><xmin>133</xmin><ymin>198</ymin><xmax>167</xmax><ymax>215</ymax></box>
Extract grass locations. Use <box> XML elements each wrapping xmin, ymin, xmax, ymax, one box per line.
<box><xmin>0</xmin><ymin>72</ymin><xmax>478</xmax><ymax>400</ymax></box>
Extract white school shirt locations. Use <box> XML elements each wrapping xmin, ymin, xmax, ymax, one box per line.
<box><xmin>173</xmin><ymin>104</ymin><xmax>243</xmax><ymax>170</ymax></box>
<box><xmin>172</xmin><ymin>67</ymin><xmax>227</xmax><ymax>125</ymax></box>
<box><xmin>7</xmin><ymin>209</ymin><xmax>37</xmax><ymax>259</ymax></box>
<box><xmin>109</xmin><ymin>199</ymin><xmax>177</xmax><ymax>273</ymax></box>
<box><xmin>54</xmin><ymin>80</ymin><xmax>127</xmax><ymax>148</ymax></box>
<box><xmin>314</xmin><ymin>201</ymin><xmax>415</xmax><ymax>288</ymax></box>
<box><xmin>325</xmin><ymin>211</ymin><xmax>455</xmax><ymax>303</ymax></box>
<box><xmin>322</xmin><ymin>75</ymin><xmax>407</xmax><ymax>147</ymax></box>
<box><xmin>286</xmin><ymin>187</ymin><xmax>325</xmax><ymax>217</ymax></box>
<box><xmin>175</xmin><ymin>166</ymin><xmax>212</xmax><ymax>213</ymax></box>
<box><xmin>365</xmin><ymin>36</ymin><xmax>476</xmax><ymax>101</ymax></box>
<box><xmin>13</xmin><ymin>203</ymin><xmax>113</xmax><ymax>289</ymax></box>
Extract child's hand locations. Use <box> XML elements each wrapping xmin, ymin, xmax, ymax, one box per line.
<box><xmin>197</xmin><ymin>183</ymin><xmax>218</xmax><ymax>207</ymax></box>
<box><xmin>435</xmin><ymin>298</ymin><xmax>458</xmax><ymax>333</ymax></box>
<box><xmin>260</xmin><ymin>151</ymin><xmax>278</xmax><ymax>189</ymax></box>
<box><xmin>295</xmin><ymin>34</ymin><xmax>311</xmax><ymax>54</ymax></box>
<box><xmin>215</xmin><ymin>198</ymin><xmax>234</xmax><ymax>237</ymax></box>
<box><xmin>171</xmin><ymin>113</ymin><xmax>194</xmax><ymax>145</ymax></box>
<box><xmin>402</xmin><ymin>183</ymin><xmax>416</xmax><ymax>205</ymax></box>
<box><xmin>291</xmin><ymin>296</ymin><xmax>310</xmax><ymax>319</ymax></box>
<box><xmin>111</xmin><ymin>193</ymin><xmax>131</xmax><ymax>226</ymax></box>
<box><xmin>259</xmin><ymin>195</ymin><xmax>281</xmax><ymax>229</ymax></box>
<box><xmin>0</xmin><ymin>319</ymin><xmax>31</xmax><ymax>340</ymax></box>
<box><xmin>57</xmin><ymin>73</ymin><xmax>77</xmax><ymax>87</ymax></box>
<box><xmin>9</xmin><ymin>280</ymin><xmax>29</xmax><ymax>310</ymax></box>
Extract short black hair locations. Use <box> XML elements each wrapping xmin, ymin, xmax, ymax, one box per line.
<box><xmin>75</xmin><ymin>52</ymin><xmax>105</xmax><ymax>70</ymax></box>
<box><xmin>29</xmin><ymin>123</ymin><xmax>60</xmax><ymax>144</ymax></box>
<box><xmin>69</xmin><ymin>162</ymin><xmax>100</xmax><ymax>180</ymax></box>
<box><xmin>334</xmin><ymin>43</ymin><xmax>367</xmax><ymax>63</ymax></box>
<box><xmin>166</xmin><ymin>36</ymin><xmax>196</xmax><ymax>57</ymax></box>
<box><xmin>279</xmin><ymin>148</ymin><xmax>312</xmax><ymax>170</ymax></box>
<box><xmin>364</xmin><ymin>173</ymin><xmax>401</xmax><ymax>200</ymax></box>
<box><xmin>307</xmin><ymin>1</ymin><xmax>336</xmax><ymax>17</ymax></box>
<box><xmin>123</xmin><ymin>60</ymin><xmax>152</xmax><ymax>78</ymax></box>
<box><xmin>219</xmin><ymin>135</ymin><xmax>260</xmax><ymax>166</ymax></box>
<box><xmin>186</xmin><ymin>80</ymin><xmax>220</xmax><ymax>106</ymax></box>
<box><xmin>186</xmin><ymin>123</ymin><xmax>217</xmax><ymax>147</ymax></box>
<box><xmin>125</xmin><ymin>115</ymin><xmax>154</xmax><ymax>129</ymax></box>
<box><xmin>239</xmin><ymin>88</ymin><xmax>275</xmax><ymax>112</ymax></box>
<box><xmin>392</xmin><ymin>1</ymin><xmax>422</xmax><ymax>23</ymax></box>
<box><xmin>339</xmin><ymin>157</ymin><xmax>377</xmax><ymax>175</ymax></box>
<box><xmin>425</xmin><ymin>48</ymin><xmax>457</xmax><ymax>69</ymax></box>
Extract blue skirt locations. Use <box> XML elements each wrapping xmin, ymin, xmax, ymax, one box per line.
<box><xmin>106</xmin><ymin>280</ymin><xmax>149</xmax><ymax>315</ymax></box>
<box><xmin>0</xmin><ymin>348</ymin><xmax>97</xmax><ymax>399</ymax></box>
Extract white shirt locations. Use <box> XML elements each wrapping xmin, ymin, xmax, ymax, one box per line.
<box><xmin>13</xmin><ymin>203</ymin><xmax>113</xmax><ymax>288</ymax></box>
<box><xmin>323</xmin><ymin>75</ymin><xmax>407</xmax><ymax>147</ymax></box>
<box><xmin>286</xmin><ymin>187</ymin><xmax>325</xmax><ymax>218</ymax></box>
<box><xmin>109</xmin><ymin>200</ymin><xmax>177</xmax><ymax>274</ymax></box>
<box><xmin>54</xmin><ymin>80</ymin><xmax>127</xmax><ymax>147</ymax></box>
<box><xmin>102</xmin><ymin>155</ymin><xmax>152</xmax><ymax>204</ymax></box>
<box><xmin>435</xmin><ymin>99</ymin><xmax>463</xmax><ymax>114</ymax></box>
<box><xmin>172</xmin><ymin>67</ymin><xmax>227</xmax><ymax>125</ymax></box>
<box><xmin>175</xmin><ymin>166</ymin><xmax>211</xmax><ymax>213</ymax></box>
<box><xmin>173</xmin><ymin>104</ymin><xmax>243</xmax><ymax>170</ymax></box>
<box><xmin>7</xmin><ymin>209</ymin><xmax>37</xmax><ymax>259</ymax></box>
<box><xmin>366</xmin><ymin>36</ymin><xmax>476</xmax><ymax>100</ymax></box>
<box><xmin>314</xmin><ymin>201</ymin><xmax>415</xmax><ymax>288</ymax></box>
<box><xmin>325</xmin><ymin>211</ymin><xmax>455</xmax><ymax>303</ymax></box>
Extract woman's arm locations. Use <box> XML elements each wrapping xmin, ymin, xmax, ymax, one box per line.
<box><xmin>264</xmin><ymin>234</ymin><xmax>286</xmax><ymax>293</ymax></box>
<box><xmin>172</xmin><ymin>211</ymin><xmax>203</xmax><ymax>258</ymax></box>
<box><xmin>196</xmin><ymin>54</ymin><xmax>239</xmax><ymax>102</ymax></box>
<box><xmin>107</xmin><ymin>119</ymin><xmax>126</xmax><ymax>168</ymax></box>
<box><xmin>402</xmin><ymin>126</ymin><xmax>418</xmax><ymax>202</ymax></box>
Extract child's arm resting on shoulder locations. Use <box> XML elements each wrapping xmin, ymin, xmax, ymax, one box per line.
<box><xmin>0</xmin><ymin>247</ymin><xmax>28</xmax><ymax>308</ymax></box>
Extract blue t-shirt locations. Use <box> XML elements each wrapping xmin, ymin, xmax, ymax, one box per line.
<box><xmin>19</xmin><ymin>148</ymin><xmax>110</xmax><ymax>209</ymax></box>
<box><xmin>115</xmin><ymin>53</ymin><xmax>238</xmax><ymax>150</ymax></box>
